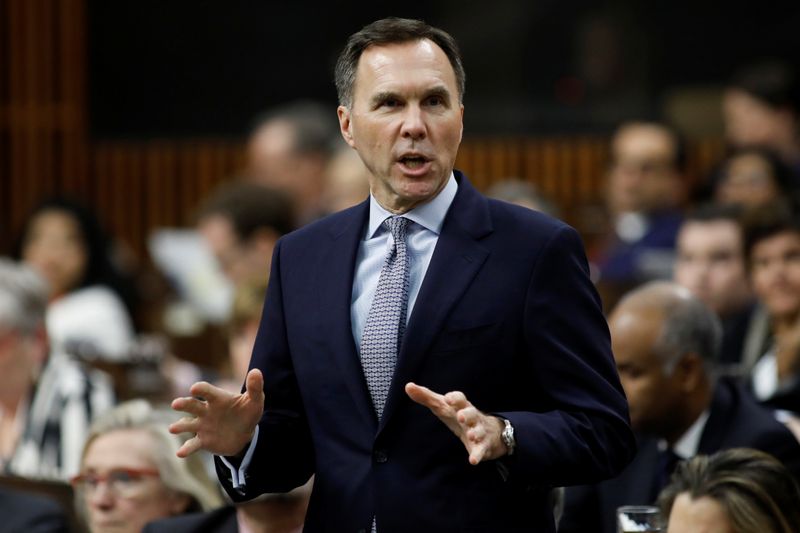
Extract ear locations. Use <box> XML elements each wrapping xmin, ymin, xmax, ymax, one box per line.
<box><xmin>458</xmin><ymin>103</ymin><xmax>464</xmax><ymax>144</ymax></box>
<box><xmin>676</xmin><ymin>353</ymin><xmax>704</xmax><ymax>393</ymax></box>
<box><xmin>168</xmin><ymin>492</ymin><xmax>192</xmax><ymax>515</ymax></box>
<box><xmin>337</xmin><ymin>105</ymin><xmax>356</xmax><ymax>148</ymax></box>
<box><xmin>250</xmin><ymin>227</ymin><xmax>279</xmax><ymax>255</ymax></box>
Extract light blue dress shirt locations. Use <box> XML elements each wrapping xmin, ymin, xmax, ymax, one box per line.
<box><xmin>351</xmin><ymin>173</ymin><xmax>458</xmax><ymax>350</ymax></box>
<box><xmin>223</xmin><ymin>173</ymin><xmax>458</xmax><ymax>489</ymax></box>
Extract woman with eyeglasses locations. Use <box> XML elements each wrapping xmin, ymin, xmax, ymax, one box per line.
<box><xmin>71</xmin><ymin>399</ymin><xmax>222</xmax><ymax>533</ymax></box>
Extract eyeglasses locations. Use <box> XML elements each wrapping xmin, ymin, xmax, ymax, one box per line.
<box><xmin>70</xmin><ymin>468</ymin><xmax>161</xmax><ymax>498</ymax></box>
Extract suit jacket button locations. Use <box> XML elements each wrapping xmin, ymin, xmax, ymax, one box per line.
<box><xmin>373</xmin><ymin>450</ymin><xmax>388</xmax><ymax>463</ymax></box>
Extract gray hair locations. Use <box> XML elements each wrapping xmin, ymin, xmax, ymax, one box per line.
<box><xmin>81</xmin><ymin>399</ymin><xmax>222</xmax><ymax>512</ymax></box>
<box><xmin>0</xmin><ymin>258</ymin><xmax>48</xmax><ymax>336</ymax></box>
<box><xmin>621</xmin><ymin>281</ymin><xmax>723</xmax><ymax>374</ymax></box>
<box><xmin>334</xmin><ymin>17</ymin><xmax>466</xmax><ymax>108</ymax></box>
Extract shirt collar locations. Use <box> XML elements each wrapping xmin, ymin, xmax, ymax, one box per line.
<box><xmin>366</xmin><ymin>173</ymin><xmax>458</xmax><ymax>238</ymax></box>
<box><xmin>658</xmin><ymin>409</ymin><xmax>711</xmax><ymax>459</ymax></box>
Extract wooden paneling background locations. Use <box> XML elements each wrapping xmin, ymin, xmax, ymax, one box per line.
<box><xmin>1</xmin><ymin>0</ymin><xmax>725</xmax><ymax>261</ymax></box>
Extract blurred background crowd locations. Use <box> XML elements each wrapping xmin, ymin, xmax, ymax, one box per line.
<box><xmin>3</xmin><ymin>1</ymin><xmax>800</xmax><ymax>532</ymax></box>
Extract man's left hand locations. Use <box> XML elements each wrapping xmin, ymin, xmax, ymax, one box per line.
<box><xmin>405</xmin><ymin>382</ymin><xmax>508</xmax><ymax>465</ymax></box>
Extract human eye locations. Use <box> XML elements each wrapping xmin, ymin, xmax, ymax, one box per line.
<box><xmin>109</xmin><ymin>469</ymin><xmax>137</xmax><ymax>486</ymax></box>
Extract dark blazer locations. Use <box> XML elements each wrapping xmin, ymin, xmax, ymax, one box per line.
<box><xmin>560</xmin><ymin>378</ymin><xmax>800</xmax><ymax>533</ymax></box>
<box><xmin>216</xmin><ymin>172</ymin><xmax>635</xmax><ymax>532</ymax></box>
<box><xmin>143</xmin><ymin>506</ymin><xmax>238</xmax><ymax>533</ymax></box>
<box><xmin>0</xmin><ymin>487</ymin><xmax>70</xmax><ymax>533</ymax></box>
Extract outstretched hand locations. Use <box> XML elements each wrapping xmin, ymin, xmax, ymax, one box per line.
<box><xmin>405</xmin><ymin>382</ymin><xmax>508</xmax><ymax>465</ymax></box>
<box><xmin>170</xmin><ymin>368</ymin><xmax>265</xmax><ymax>458</ymax></box>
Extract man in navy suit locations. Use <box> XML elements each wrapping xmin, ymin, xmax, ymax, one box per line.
<box><xmin>171</xmin><ymin>17</ymin><xmax>634</xmax><ymax>531</ymax></box>
<box><xmin>560</xmin><ymin>281</ymin><xmax>800</xmax><ymax>533</ymax></box>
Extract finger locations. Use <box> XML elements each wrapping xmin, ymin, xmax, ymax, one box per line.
<box><xmin>457</xmin><ymin>406</ymin><xmax>480</xmax><ymax>427</ymax></box>
<box><xmin>171</xmin><ymin>396</ymin><xmax>207</xmax><ymax>416</ymax></box>
<box><xmin>405</xmin><ymin>382</ymin><xmax>445</xmax><ymax>410</ymax></box>
<box><xmin>189</xmin><ymin>381</ymin><xmax>228</xmax><ymax>403</ymax></box>
<box><xmin>169</xmin><ymin>416</ymin><xmax>199</xmax><ymax>435</ymax></box>
<box><xmin>469</xmin><ymin>441</ymin><xmax>490</xmax><ymax>465</ymax></box>
<box><xmin>444</xmin><ymin>391</ymin><xmax>469</xmax><ymax>410</ymax></box>
<box><xmin>245</xmin><ymin>369</ymin><xmax>265</xmax><ymax>401</ymax></box>
<box><xmin>176</xmin><ymin>436</ymin><xmax>203</xmax><ymax>458</ymax></box>
<box><xmin>467</xmin><ymin>425</ymin><xmax>487</xmax><ymax>443</ymax></box>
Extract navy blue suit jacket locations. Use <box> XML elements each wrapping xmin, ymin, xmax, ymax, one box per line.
<box><xmin>560</xmin><ymin>379</ymin><xmax>800</xmax><ymax>533</ymax></box>
<box><xmin>216</xmin><ymin>172</ymin><xmax>634</xmax><ymax>532</ymax></box>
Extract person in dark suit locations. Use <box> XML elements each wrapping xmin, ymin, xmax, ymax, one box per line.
<box><xmin>0</xmin><ymin>486</ymin><xmax>70</xmax><ymax>533</ymax></box>
<box><xmin>170</xmin><ymin>17</ymin><xmax>634</xmax><ymax>532</ymax></box>
<box><xmin>560</xmin><ymin>281</ymin><xmax>800</xmax><ymax>533</ymax></box>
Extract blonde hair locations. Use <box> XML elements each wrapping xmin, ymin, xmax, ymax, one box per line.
<box><xmin>81</xmin><ymin>399</ymin><xmax>223</xmax><ymax>512</ymax></box>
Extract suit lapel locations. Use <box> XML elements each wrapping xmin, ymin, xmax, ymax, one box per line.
<box><xmin>379</xmin><ymin>174</ymin><xmax>493</xmax><ymax>432</ymax></box>
<box><xmin>315</xmin><ymin>201</ymin><xmax>377</xmax><ymax>428</ymax></box>
<box><xmin>698</xmin><ymin>382</ymin><xmax>731</xmax><ymax>453</ymax></box>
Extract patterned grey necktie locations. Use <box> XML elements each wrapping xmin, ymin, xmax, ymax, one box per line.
<box><xmin>360</xmin><ymin>216</ymin><xmax>410</xmax><ymax>421</ymax></box>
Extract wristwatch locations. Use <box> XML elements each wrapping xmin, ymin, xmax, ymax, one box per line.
<box><xmin>501</xmin><ymin>418</ymin><xmax>516</xmax><ymax>456</ymax></box>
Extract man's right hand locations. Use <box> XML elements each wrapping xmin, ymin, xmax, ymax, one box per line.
<box><xmin>170</xmin><ymin>368</ymin><xmax>265</xmax><ymax>458</ymax></box>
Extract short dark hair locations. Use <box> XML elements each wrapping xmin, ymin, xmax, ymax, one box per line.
<box><xmin>658</xmin><ymin>448</ymin><xmax>800</xmax><ymax>533</ymax></box>
<box><xmin>683</xmin><ymin>203</ymin><xmax>744</xmax><ymax>226</ymax></box>
<box><xmin>196</xmin><ymin>182</ymin><xmax>295</xmax><ymax>240</ymax></box>
<box><xmin>612</xmin><ymin>120</ymin><xmax>688</xmax><ymax>173</ymax></box>
<box><xmin>249</xmin><ymin>100</ymin><xmax>339</xmax><ymax>158</ymax></box>
<box><xmin>730</xmin><ymin>60</ymin><xmax>800</xmax><ymax>113</ymax></box>
<box><xmin>742</xmin><ymin>200</ymin><xmax>800</xmax><ymax>263</ymax></box>
<box><xmin>334</xmin><ymin>17</ymin><xmax>466</xmax><ymax>108</ymax></box>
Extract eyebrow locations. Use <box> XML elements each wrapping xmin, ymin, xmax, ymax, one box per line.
<box><xmin>369</xmin><ymin>85</ymin><xmax>453</xmax><ymax>107</ymax></box>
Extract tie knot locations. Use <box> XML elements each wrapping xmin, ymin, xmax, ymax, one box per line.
<box><xmin>383</xmin><ymin>216</ymin><xmax>409</xmax><ymax>241</ymax></box>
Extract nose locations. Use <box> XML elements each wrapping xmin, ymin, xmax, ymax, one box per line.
<box><xmin>87</xmin><ymin>482</ymin><xmax>116</xmax><ymax>510</ymax></box>
<box><xmin>400</xmin><ymin>104</ymin><xmax>426</xmax><ymax>141</ymax></box>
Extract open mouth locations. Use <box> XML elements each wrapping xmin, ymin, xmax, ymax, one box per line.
<box><xmin>399</xmin><ymin>155</ymin><xmax>429</xmax><ymax>169</ymax></box>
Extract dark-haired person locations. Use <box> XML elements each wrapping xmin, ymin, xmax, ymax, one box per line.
<box><xmin>743</xmin><ymin>202</ymin><xmax>800</xmax><ymax>411</ymax></box>
<box><xmin>712</xmin><ymin>147</ymin><xmax>797</xmax><ymax>211</ymax></box>
<box><xmin>171</xmin><ymin>17</ymin><xmax>634</xmax><ymax>531</ymax></box>
<box><xmin>17</xmin><ymin>197</ymin><xmax>137</xmax><ymax>360</ymax></box>
<box><xmin>659</xmin><ymin>448</ymin><xmax>800</xmax><ymax>533</ymax></box>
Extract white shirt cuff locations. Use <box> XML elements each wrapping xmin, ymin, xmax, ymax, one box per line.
<box><xmin>218</xmin><ymin>425</ymin><xmax>259</xmax><ymax>490</ymax></box>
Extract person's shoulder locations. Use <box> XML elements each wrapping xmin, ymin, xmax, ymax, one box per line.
<box><xmin>0</xmin><ymin>487</ymin><xmax>69</xmax><ymax>532</ymax></box>
<box><xmin>142</xmin><ymin>506</ymin><xmax>237</xmax><ymax>533</ymax></box>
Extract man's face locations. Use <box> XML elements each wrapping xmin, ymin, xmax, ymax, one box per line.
<box><xmin>198</xmin><ymin>215</ymin><xmax>270</xmax><ymax>286</ymax></box>
<box><xmin>674</xmin><ymin>220</ymin><xmax>751</xmax><ymax>318</ymax></box>
<box><xmin>607</xmin><ymin>124</ymin><xmax>681</xmax><ymax>214</ymax></box>
<box><xmin>723</xmin><ymin>88</ymin><xmax>794</xmax><ymax>150</ymax></box>
<box><xmin>750</xmin><ymin>231</ymin><xmax>800</xmax><ymax>320</ymax></box>
<box><xmin>715</xmin><ymin>152</ymin><xmax>780</xmax><ymax>209</ymax></box>
<box><xmin>337</xmin><ymin>39</ymin><xmax>464</xmax><ymax>213</ymax></box>
<box><xmin>610</xmin><ymin>307</ymin><xmax>681</xmax><ymax>435</ymax></box>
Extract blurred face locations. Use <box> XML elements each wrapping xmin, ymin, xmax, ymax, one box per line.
<box><xmin>723</xmin><ymin>88</ymin><xmax>794</xmax><ymax>150</ymax></box>
<box><xmin>610</xmin><ymin>307</ymin><xmax>682</xmax><ymax>435</ymax></box>
<box><xmin>667</xmin><ymin>493</ymin><xmax>733</xmax><ymax>533</ymax></box>
<box><xmin>80</xmin><ymin>429</ymin><xmax>189</xmax><ymax>533</ymax></box>
<box><xmin>674</xmin><ymin>220</ymin><xmax>751</xmax><ymax>317</ymax></box>
<box><xmin>22</xmin><ymin>209</ymin><xmax>87</xmax><ymax>297</ymax></box>
<box><xmin>338</xmin><ymin>39</ymin><xmax>464</xmax><ymax>213</ymax></box>
<box><xmin>198</xmin><ymin>215</ymin><xmax>271</xmax><ymax>286</ymax></box>
<box><xmin>608</xmin><ymin>124</ymin><xmax>681</xmax><ymax>214</ymax></box>
<box><xmin>715</xmin><ymin>153</ymin><xmax>779</xmax><ymax>209</ymax></box>
<box><xmin>750</xmin><ymin>231</ymin><xmax>800</xmax><ymax>321</ymax></box>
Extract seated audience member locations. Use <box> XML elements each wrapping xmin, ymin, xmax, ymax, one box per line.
<box><xmin>560</xmin><ymin>281</ymin><xmax>800</xmax><ymax>533</ymax></box>
<box><xmin>673</xmin><ymin>204</ymin><xmax>765</xmax><ymax>370</ymax></box>
<box><xmin>0</xmin><ymin>258</ymin><xmax>115</xmax><ymax>480</ymax></box>
<box><xmin>196</xmin><ymin>183</ymin><xmax>294</xmax><ymax>289</ymax></box>
<box><xmin>711</xmin><ymin>147</ymin><xmax>796</xmax><ymax>211</ymax></box>
<box><xmin>723</xmin><ymin>60</ymin><xmax>800</xmax><ymax>180</ymax></box>
<box><xmin>486</xmin><ymin>178</ymin><xmax>561</xmax><ymax>218</ymax></box>
<box><xmin>658</xmin><ymin>448</ymin><xmax>800</xmax><ymax>533</ymax></box>
<box><xmin>72</xmin><ymin>399</ymin><xmax>222</xmax><ymax>533</ymax></box>
<box><xmin>245</xmin><ymin>100</ymin><xmax>342</xmax><ymax>225</ymax></box>
<box><xmin>0</xmin><ymin>486</ymin><xmax>70</xmax><ymax>533</ymax></box>
<box><xmin>16</xmin><ymin>197</ymin><xmax>137</xmax><ymax>360</ymax></box>
<box><xmin>743</xmin><ymin>202</ymin><xmax>800</xmax><ymax>411</ymax></box>
<box><xmin>320</xmin><ymin>146</ymin><xmax>371</xmax><ymax>215</ymax></box>
<box><xmin>594</xmin><ymin>120</ymin><xmax>687</xmax><ymax>308</ymax></box>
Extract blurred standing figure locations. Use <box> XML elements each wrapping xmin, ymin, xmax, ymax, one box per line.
<box><xmin>320</xmin><ymin>146</ymin><xmax>372</xmax><ymax>215</ymax></box>
<box><xmin>595</xmin><ymin>120</ymin><xmax>686</xmax><ymax>308</ymax></box>
<box><xmin>0</xmin><ymin>258</ymin><xmax>114</xmax><ymax>480</ymax></box>
<box><xmin>246</xmin><ymin>101</ymin><xmax>342</xmax><ymax>225</ymax></box>
<box><xmin>17</xmin><ymin>197</ymin><xmax>137</xmax><ymax>360</ymax></box>
<box><xmin>673</xmin><ymin>204</ymin><xmax>763</xmax><ymax>369</ymax></box>
<box><xmin>723</xmin><ymin>60</ymin><xmax>800</xmax><ymax>179</ymax></box>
